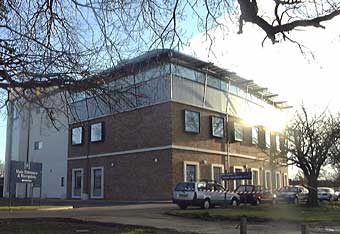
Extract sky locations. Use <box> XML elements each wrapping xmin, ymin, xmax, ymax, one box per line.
<box><xmin>0</xmin><ymin>4</ymin><xmax>340</xmax><ymax>177</ymax></box>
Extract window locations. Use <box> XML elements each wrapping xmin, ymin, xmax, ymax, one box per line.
<box><xmin>184</xmin><ymin>162</ymin><xmax>199</xmax><ymax>182</ymax></box>
<box><xmin>71</xmin><ymin>127</ymin><xmax>83</xmax><ymax>145</ymax></box>
<box><xmin>265</xmin><ymin>171</ymin><xmax>271</xmax><ymax>190</ymax></box>
<box><xmin>276</xmin><ymin>135</ymin><xmax>281</xmax><ymax>151</ymax></box>
<box><xmin>211</xmin><ymin>164</ymin><xmax>224</xmax><ymax>184</ymax></box>
<box><xmin>265</xmin><ymin>130</ymin><xmax>271</xmax><ymax>148</ymax></box>
<box><xmin>275</xmin><ymin>172</ymin><xmax>281</xmax><ymax>189</ymax></box>
<box><xmin>211</xmin><ymin>116</ymin><xmax>224</xmax><ymax>138</ymax></box>
<box><xmin>234</xmin><ymin>167</ymin><xmax>243</xmax><ymax>190</ymax></box>
<box><xmin>91</xmin><ymin>167</ymin><xmax>104</xmax><ymax>199</ymax></box>
<box><xmin>90</xmin><ymin>122</ymin><xmax>104</xmax><ymax>142</ymax></box>
<box><xmin>252</xmin><ymin>127</ymin><xmax>259</xmax><ymax>144</ymax></box>
<box><xmin>72</xmin><ymin>169</ymin><xmax>83</xmax><ymax>198</ymax></box>
<box><xmin>252</xmin><ymin>169</ymin><xmax>259</xmax><ymax>185</ymax></box>
<box><xmin>34</xmin><ymin>141</ymin><xmax>43</xmax><ymax>150</ymax></box>
<box><xmin>283</xmin><ymin>174</ymin><xmax>288</xmax><ymax>187</ymax></box>
<box><xmin>61</xmin><ymin>177</ymin><xmax>64</xmax><ymax>187</ymax></box>
<box><xmin>234</xmin><ymin>122</ymin><xmax>243</xmax><ymax>141</ymax></box>
<box><xmin>184</xmin><ymin>110</ymin><xmax>200</xmax><ymax>133</ymax></box>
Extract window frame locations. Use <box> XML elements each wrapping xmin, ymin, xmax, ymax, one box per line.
<box><xmin>211</xmin><ymin>116</ymin><xmax>224</xmax><ymax>138</ymax></box>
<box><xmin>276</xmin><ymin>135</ymin><xmax>281</xmax><ymax>152</ymax></box>
<box><xmin>33</xmin><ymin>141</ymin><xmax>43</xmax><ymax>150</ymax></box>
<box><xmin>251</xmin><ymin>127</ymin><xmax>259</xmax><ymax>145</ymax></box>
<box><xmin>233</xmin><ymin>166</ymin><xmax>244</xmax><ymax>190</ymax></box>
<box><xmin>251</xmin><ymin>168</ymin><xmax>260</xmax><ymax>185</ymax></box>
<box><xmin>211</xmin><ymin>164</ymin><xmax>225</xmax><ymax>186</ymax></box>
<box><xmin>184</xmin><ymin>110</ymin><xmax>200</xmax><ymax>134</ymax></box>
<box><xmin>91</xmin><ymin>166</ymin><xmax>104</xmax><ymax>199</ymax></box>
<box><xmin>265</xmin><ymin>130</ymin><xmax>271</xmax><ymax>149</ymax></box>
<box><xmin>234</xmin><ymin>122</ymin><xmax>243</xmax><ymax>142</ymax></box>
<box><xmin>71</xmin><ymin>168</ymin><xmax>83</xmax><ymax>199</ymax></box>
<box><xmin>265</xmin><ymin>170</ymin><xmax>271</xmax><ymax>190</ymax></box>
<box><xmin>71</xmin><ymin>127</ymin><xmax>83</xmax><ymax>145</ymax></box>
<box><xmin>183</xmin><ymin>161</ymin><xmax>200</xmax><ymax>182</ymax></box>
<box><xmin>90</xmin><ymin>122</ymin><xmax>105</xmax><ymax>143</ymax></box>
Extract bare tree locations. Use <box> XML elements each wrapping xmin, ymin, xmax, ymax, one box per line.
<box><xmin>1</xmin><ymin>0</ymin><xmax>340</xmax><ymax>116</ymax></box>
<box><xmin>285</xmin><ymin>106</ymin><xmax>340</xmax><ymax>207</ymax></box>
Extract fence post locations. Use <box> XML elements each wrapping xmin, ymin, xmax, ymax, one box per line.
<box><xmin>240</xmin><ymin>216</ymin><xmax>247</xmax><ymax>234</ymax></box>
<box><xmin>301</xmin><ymin>223</ymin><xmax>309</xmax><ymax>234</ymax></box>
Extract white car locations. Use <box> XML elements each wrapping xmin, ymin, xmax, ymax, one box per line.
<box><xmin>172</xmin><ymin>181</ymin><xmax>240</xmax><ymax>209</ymax></box>
<box><xmin>318</xmin><ymin>187</ymin><xmax>336</xmax><ymax>202</ymax></box>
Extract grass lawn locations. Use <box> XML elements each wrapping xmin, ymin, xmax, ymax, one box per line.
<box><xmin>0</xmin><ymin>218</ymin><xmax>190</xmax><ymax>234</ymax></box>
<box><xmin>170</xmin><ymin>202</ymin><xmax>340</xmax><ymax>222</ymax></box>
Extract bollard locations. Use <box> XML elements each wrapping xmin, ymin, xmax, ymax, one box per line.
<box><xmin>301</xmin><ymin>223</ymin><xmax>310</xmax><ymax>234</ymax></box>
<box><xmin>240</xmin><ymin>216</ymin><xmax>247</xmax><ymax>234</ymax></box>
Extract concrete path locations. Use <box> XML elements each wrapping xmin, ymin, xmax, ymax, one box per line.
<box><xmin>0</xmin><ymin>203</ymin><xmax>338</xmax><ymax>234</ymax></box>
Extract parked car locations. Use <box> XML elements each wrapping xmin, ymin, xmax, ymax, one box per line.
<box><xmin>172</xmin><ymin>181</ymin><xmax>240</xmax><ymax>209</ymax></box>
<box><xmin>318</xmin><ymin>187</ymin><xmax>336</xmax><ymax>202</ymax></box>
<box><xmin>274</xmin><ymin>185</ymin><xmax>308</xmax><ymax>204</ymax></box>
<box><xmin>235</xmin><ymin>185</ymin><xmax>273</xmax><ymax>205</ymax></box>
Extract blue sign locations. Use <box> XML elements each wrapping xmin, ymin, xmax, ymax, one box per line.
<box><xmin>221</xmin><ymin>171</ymin><xmax>252</xmax><ymax>180</ymax></box>
<box><xmin>10</xmin><ymin>160</ymin><xmax>42</xmax><ymax>186</ymax></box>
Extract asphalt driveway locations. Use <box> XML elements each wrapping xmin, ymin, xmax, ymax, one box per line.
<box><xmin>0</xmin><ymin>203</ymin><xmax>338</xmax><ymax>234</ymax></box>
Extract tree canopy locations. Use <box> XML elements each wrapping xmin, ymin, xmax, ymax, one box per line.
<box><xmin>0</xmin><ymin>0</ymin><xmax>339</xmax><ymax>111</ymax></box>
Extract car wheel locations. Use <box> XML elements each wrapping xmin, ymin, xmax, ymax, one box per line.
<box><xmin>231</xmin><ymin>198</ymin><xmax>239</xmax><ymax>206</ymax></box>
<box><xmin>293</xmin><ymin>197</ymin><xmax>299</xmax><ymax>205</ymax></box>
<box><xmin>201</xmin><ymin>199</ymin><xmax>211</xmax><ymax>209</ymax></box>
<box><xmin>178</xmin><ymin>204</ymin><xmax>187</xmax><ymax>210</ymax></box>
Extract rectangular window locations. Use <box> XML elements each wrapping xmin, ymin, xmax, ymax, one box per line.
<box><xmin>211</xmin><ymin>116</ymin><xmax>224</xmax><ymax>138</ymax></box>
<box><xmin>212</xmin><ymin>166</ymin><xmax>223</xmax><ymax>184</ymax></box>
<box><xmin>252</xmin><ymin>169</ymin><xmax>259</xmax><ymax>185</ymax></box>
<box><xmin>33</xmin><ymin>141</ymin><xmax>43</xmax><ymax>150</ymax></box>
<box><xmin>61</xmin><ymin>177</ymin><xmax>64</xmax><ymax>187</ymax></box>
<box><xmin>276</xmin><ymin>135</ymin><xmax>281</xmax><ymax>151</ymax></box>
<box><xmin>234</xmin><ymin>122</ymin><xmax>243</xmax><ymax>141</ymax></box>
<box><xmin>234</xmin><ymin>167</ymin><xmax>243</xmax><ymax>190</ymax></box>
<box><xmin>91</xmin><ymin>167</ymin><xmax>104</xmax><ymax>199</ymax></box>
<box><xmin>276</xmin><ymin>172</ymin><xmax>281</xmax><ymax>189</ymax></box>
<box><xmin>265</xmin><ymin>130</ymin><xmax>271</xmax><ymax>148</ymax></box>
<box><xmin>251</xmin><ymin>127</ymin><xmax>259</xmax><ymax>144</ymax></box>
<box><xmin>90</xmin><ymin>122</ymin><xmax>104</xmax><ymax>142</ymax></box>
<box><xmin>265</xmin><ymin>171</ymin><xmax>271</xmax><ymax>190</ymax></box>
<box><xmin>71</xmin><ymin>127</ymin><xmax>83</xmax><ymax>145</ymax></box>
<box><xmin>184</xmin><ymin>110</ymin><xmax>200</xmax><ymax>133</ymax></box>
<box><xmin>283</xmin><ymin>174</ymin><xmax>288</xmax><ymax>187</ymax></box>
<box><xmin>185</xmin><ymin>163</ymin><xmax>198</xmax><ymax>182</ymax></box>
<box><xmin>72</xmin><ymin>169</ymin><xmax>83</xmax><ymax>198</ymax></box>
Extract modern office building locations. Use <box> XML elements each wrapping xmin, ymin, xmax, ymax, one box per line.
<box><xmin>4</xmin><ymin>49</ymin><xmax>289</xmax><ymax>200</ymax></box>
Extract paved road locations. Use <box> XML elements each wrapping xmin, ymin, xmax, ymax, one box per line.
<box><xmin>0</xmin><ymin>203</ymin><xmax>338</xmax><ymax>234</ymax></box>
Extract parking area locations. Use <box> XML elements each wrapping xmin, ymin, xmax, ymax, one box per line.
<box><xmin>1</xmin><ymin>203</ymin><xmax>339</xmax><ymax>234</ymax></box>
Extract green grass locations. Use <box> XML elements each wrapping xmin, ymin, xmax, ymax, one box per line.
<box><xmin>0</xmin><ymin>218</ymin><xmax>189</xmax><ymax>234</ymax></box>
<box><xmin>171</xmin><ymin>202</ymin><xmax>340</xmax><ymax>222</ymax></box>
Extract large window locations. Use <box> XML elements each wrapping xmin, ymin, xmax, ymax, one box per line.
<box><xmin>265</xmin><ymin>171</ymin><xmax>271</xmax><ymax>190</ymax></box>
<box><xmin>72</xmin><ymin>169</ymin><xmax>83</xmax><ymax>198</ymax></box>
<box><xmin>71</xmin><ymin>127</ymin><xmax>83</xmax><ymax>145</ymax></box>
<box><xmin>212</xmin><ymin>165</ymin><xmax>224</xmax><ymax>184</ymax></box>
<box><xmin>211</xmin><ymin>116</ymin><xmax>224</xmax><ymax>138</ymax></box>
<box><xmin>90</xmin><ymin>122</ymin><xmax>104</xmax><ymax>142</ymax></box>
<box><xmin>276</xmin><ymin>135</ymin><xmax>281</xmax><ymax>151</ymax></box>
<box><xmin>265</xmin><ymin>130</ymin><xmax>271</xmax><ymax>148</ymax></box>
<box><xmin>234</xmin><ymin>122</ymin><xmax>243</xmax><ymax>141</ymax></box>
<box><xmin>234</xmin><ymin>167</ymin><xmax>243</xmax><ymax>190</ymax></box>
<box><xmin>252</xmin><ymin>169</ymin><xmax>259</xmax><ymax>185</ymax></box>
<box><xmin>184</xmin><ymin>162</ymin><xmax>199</xmax><ymax>182</ymax></box>
<box><xmin>91</xmin><ymin>167</ymin><xmax>104</xmax><ymax>199</ymax></box>
<box><xmin>251</xmin><ymin>127</ymin><xmax>259</xmax><ymax>144</ymax></box>
<box><xmin>184</xmin><ymin>110</ymin><xmax>200</xmax><ymax>133</ymax></box>
<box><xmin>275</xmin><ymin>172</ymin><xmax>281</xmax><ymax>189</ymax></box>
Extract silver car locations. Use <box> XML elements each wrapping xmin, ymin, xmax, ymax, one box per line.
<box><xmin>318</xmin><ymin>187</ymin><xmax>336</xmax><ymax>202</ymax></box>
<box><xmin>172</xmin><ymin>181</ymin><xmax>240</xmax><ymax>209</ymax></box>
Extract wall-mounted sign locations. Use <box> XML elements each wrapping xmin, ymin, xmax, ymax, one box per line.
<box><xmin>221</xmin><ymin>171</ymin><xmax>252</xmax><ymax>180</ymax></box>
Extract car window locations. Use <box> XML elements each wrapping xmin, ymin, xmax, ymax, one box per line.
<box><xmin>255</xmin><ymin>186</ymin><xmax>263</xmax><ymax>192</ymax></box>
<box><xmin>245</xmin><ymin>185</ymin><xmax>254</xmax><ymax>192</ymax></box>
<box><xmin>214</xmin><ymin>184</ymin><xmax>224</xmax><ymax>191</ymax></box>
<box><xmin>175</xmin><ymin>183</ymin><xmax>195</xmax><ymax>191</ymax></box>
<box><xmin>236</xmin><ymin>186</ymin><xmax>246</xmax><ymax>192</ymax></box>
<box><xmin>281</xmin><ymin>186</ymin><xmax>298</xmax><ymax>193</ymax></box>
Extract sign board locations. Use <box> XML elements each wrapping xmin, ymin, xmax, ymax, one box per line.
<box><xmin>10</xmin><ymin>160</ymin><xmax>42</xmax><ymax>187</ymax></box>
<box><xmin>221</xmin><ymin>171</ymin><xmax>252</xmax><ymax>180</ymax></box>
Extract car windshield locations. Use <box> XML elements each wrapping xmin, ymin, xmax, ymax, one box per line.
<box><xmin>175</xmin><ymin>183</ymin><xmax>195</xmax><ymax>191</ymax></box>
<box><xmin>318</xmin><ymin>188</ymin><xmax>330</xmax><ymax>192</ymax></box>
<box><xmin>236</xmin><ymin>185</ymin><xmax>253</xmax><ymax>192</ymax></box>
<box><xmin>280</xmin><ymin>187</ymin><xmax>299</xmax><ymax>192</ymax></box>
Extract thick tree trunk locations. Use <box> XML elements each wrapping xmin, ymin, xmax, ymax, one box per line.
<box><xmin>306</xmin><ymin>176</ymin><xmax>318</xmax><ymax>207</ymax></box>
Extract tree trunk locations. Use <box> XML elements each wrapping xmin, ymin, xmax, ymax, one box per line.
<box><xmin>306</xmin><ymin>176</ymin><xmax>318</xmax><ymax>207</ymax></box>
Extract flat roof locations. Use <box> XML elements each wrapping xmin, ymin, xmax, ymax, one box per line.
<box><xmin>101</xmin><ymin>49</ymin><xmax>291</xmax><ymax>109</ymax></box>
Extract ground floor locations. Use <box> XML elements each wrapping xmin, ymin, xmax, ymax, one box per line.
<box><xmin>67</xmin><ymin>146</ymin><xmax>288</xmax><ymax>200</ymax></box>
